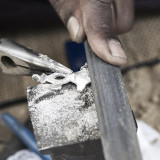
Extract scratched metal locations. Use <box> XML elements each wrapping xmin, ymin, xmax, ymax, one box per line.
<box><xmin>27</xmin><ymin>83</ymin><xmax>104</xmax><ymax>159</ymax></box>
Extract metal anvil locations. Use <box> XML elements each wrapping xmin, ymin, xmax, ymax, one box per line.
<box><xmin>27</xmin><ymin>83</ymin><xmax>104</xmax><ymax>160</ymax></box>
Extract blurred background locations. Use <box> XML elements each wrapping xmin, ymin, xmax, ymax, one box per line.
<box><xmin>0</xmin><ymin>0</ymin><xmax>160</xmax><ymax>159</ymax></box>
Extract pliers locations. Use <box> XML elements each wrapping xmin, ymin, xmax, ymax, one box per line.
<box><xmin>0</xmin><ymin>38</ymin><xmax>72</xmax><ymax>76</ymax></box>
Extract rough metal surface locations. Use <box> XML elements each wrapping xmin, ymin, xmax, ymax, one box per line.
<box><xmin>85</xmin><ymin>41</ymin><xmax>142</xmax><ymax>160</ymax></box>
<box><xmin>27</xmin><ymin>83</ymin><xmax>103</xmax><ymax>159</ymax></box>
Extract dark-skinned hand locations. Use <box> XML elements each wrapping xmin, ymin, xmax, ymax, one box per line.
<box><xmin>49</xmin><ymin>0</ymin><xmax>134</xmax><ymax>66</ymax></box>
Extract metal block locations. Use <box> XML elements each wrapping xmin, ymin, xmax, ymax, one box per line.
<box><xmin>27</xmin><ymin>83</ymin><xmax>104</xmax><ymax>160</ymax></box>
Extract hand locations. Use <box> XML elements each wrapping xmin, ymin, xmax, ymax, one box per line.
<box><xmin>49</xmin><ymin>0</ymin><xmax>134</xmax><ymax>66</ymax></box>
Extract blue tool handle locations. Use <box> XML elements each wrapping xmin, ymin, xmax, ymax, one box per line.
<box><xmin>2</xmin><ymin>112</ymin><xmax>52</xmax><ymax>160</ymax></box>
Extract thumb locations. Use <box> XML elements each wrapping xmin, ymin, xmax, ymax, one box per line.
<box><xmin>81</xmin><ymin>0</ymin><xmax>127</xmax><ymax>66</ymax></box>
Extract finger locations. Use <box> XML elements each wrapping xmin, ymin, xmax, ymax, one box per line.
<box><xmin>81</xmin><ymin>0</ymin><xmax>127</xmax><ymax>66</ymax></box>
<box><xmin>114</xmin><ymin>0</ymin><xmax>134</xmax><ymax>33</ymax></box>
<box><xmin>67</xmin><ymin>8</ymin><xmax>86</xmax><ymax>43</ymax></box>
<box><xmin>49</xmin><ymin>0</ymin><xmax>86</xmax><ymax>43</ymax></box>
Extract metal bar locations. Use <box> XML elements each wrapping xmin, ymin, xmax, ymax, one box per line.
<box><xmin>85</xmin><ymin>41</ymin><xmax>142</xmax><ymax>160</ymax></box>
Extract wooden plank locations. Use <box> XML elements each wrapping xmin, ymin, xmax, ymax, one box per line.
<box><xmin>85</xmin><ymin>41</ymin><xmax>142</xmax><ymax>160</ymax></box>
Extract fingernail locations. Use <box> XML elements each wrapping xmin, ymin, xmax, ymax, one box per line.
<box><xmin>67</xmin><ymin>16</ymin><xmax>79</xmax><ymax>41</ymax></box>
<box><xmin>108</xmin><ymin>40</ymin><xmax>127</xmax><ymax>60</ymax></box>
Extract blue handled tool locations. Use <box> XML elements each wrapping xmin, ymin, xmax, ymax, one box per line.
<box><xmin>2</xmin><ymin>112</ymin><xmax>52</xmax><ymax>160</ymax></box>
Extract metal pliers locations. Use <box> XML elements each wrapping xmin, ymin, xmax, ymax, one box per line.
<box><xmin>0</xmin><ymin>38</ymin><xmax>72</xmax><ymax>76</ymax></box>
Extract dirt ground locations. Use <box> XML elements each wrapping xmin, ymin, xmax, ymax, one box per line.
<box><xmin>0</xmin><ymin>13</ymin><xmax>160</xmax><ymax>155</ymax></box>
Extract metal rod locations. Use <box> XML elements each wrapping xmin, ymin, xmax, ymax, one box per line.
<box><xmin>85</xmin><ymin>41</ymin><xmax>142</xmax><ymax>160</ymax></box>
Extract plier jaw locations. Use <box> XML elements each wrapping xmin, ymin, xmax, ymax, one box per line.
<box><xmin>0</xmin><ymin>38</ymin><xmax>73</xmax><ymax>76</ymax></box>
